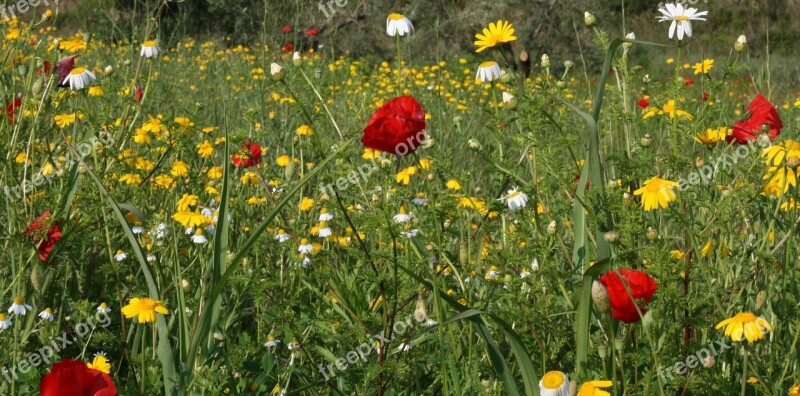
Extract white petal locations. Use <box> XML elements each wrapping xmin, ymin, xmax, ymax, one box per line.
<box><xmin>684</xmin><ymin>21</ymin><xmax>693</xmax><ymax>37</ymax></box>
<box><xmin>669</xmin><ymin>21</ymin><xmax>677</xmax><ymax>38</ymax></box>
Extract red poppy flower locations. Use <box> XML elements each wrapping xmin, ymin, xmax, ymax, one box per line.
<box><xmin>599</xmin><ymin>269</ymin><xmax>657</xmax><ymax>323</ymax></box>
<box><xmin>40</xmin><ymin>359</ymin><xmax>116</xmax><ymax>396</ymax></box>
<box><xmin>361</xmin><ymin>95</ymin><xmax>426</xmax><ymax>156</ymax></box>
<box><xmin>5</xmin><ymin>98</ymin><xmax>22</xmax><ymax>122</ymax></box>
<box><xmin>701</xmin><ymin>92</ymin><xmax>709</xmax><ymax>101</ymax></box>
<box><xmin>25</xmin><ymin>210</ymin><xmax>62</xmax><ymax>262</ymax></box>
<box><xmin>306</xmin><ymin>28</ymin><xmax>320</xmax><ymax>37</ymax></box>
<box><xmin>726</xmin><ymin>94</ymin><xmax>783</xmax><ymax>144</ymax></box>
<box><xmin>682</xmin><ymin>76</ymin><xmax>694</xmax><ymax>86</ymax></box>
<box><xmin>55</xmin><ymin>55</ymin><xmax>79</xmax><ymax>87</ymax></box>
<box><xmin>134</xmin><ymin>84</ymin><xmax>143</xmax><ymax>103</ymax></box>
<box><xmin>282</xmin><ymin>43</ymin><xmax>294</xmax><ymax>52</ymax></box>
<box><xmin>637</xmin><ymin>98</ymin><xmax>649</xmax><ymax>108</ymax></box>
<box><xmin>231</xmin><ymin>141</ymin><xmax>263</xmax><ymax>168</ymax></box>
<box><xmin>282</xmin><ymin>24</ymin><xmax>292</xmax><ymax>34</ymax></box>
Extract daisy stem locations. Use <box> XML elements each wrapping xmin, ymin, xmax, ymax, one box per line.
<box><xmin>396</xmin><ymin>34</ymin><xmax>402</xmax><ymax>83</ymax></box>
<box><xmin>740</xmin><ymin>348</ymin><xmax>749</xmax><ymax>396</ymax></box>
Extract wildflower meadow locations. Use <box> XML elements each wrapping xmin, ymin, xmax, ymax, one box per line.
<box><xmin>3</xmin><ymin>0</ymin><xmax>800</xmax><ymax>395</ymax></box>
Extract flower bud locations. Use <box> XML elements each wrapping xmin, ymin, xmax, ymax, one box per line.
<box><xmin>104</xmin><ymin>65</ymin><xmax>114</xmax><ymax>75</ymax></box>
<box><xmin>757</xmin><ymin>133</ymin><xmax>771</xmax><ymax>146</ymax></box>
<box><xmin>703</xmin><ymin>356</ymin><xmax>715</xmax><ymax>368</ymax></box>
<box><xmin>646</xmin><ymin>227</ymin><xmax>657</xmax><ymax>241</ymax></box>
<box><xmin>270</xmin><ymin>62</ymin><xmax>284</xmax><ymax>80</ymax></box>
<box><xmin>584</xmin><ymin>11</ymin><xmax>596</xmax><ymax>27</ymax></box>
<box><xmin>597</xmin><ymin>344</ymin><xmax>608</xmax><ymax>359</ymax></box>
<box><xmin>564</xmin><ymin>60</ymin><xmax>574</xmax><ymax>69</ymax></box>
<box><xmin>734</xmin><ymin>35</ymin><xmax>747</xmax><ymax>52</ymax></box>
<box><xmin>502</xmin><ymin>91</ymin><xmax>516</xmax><ymax>109</ymax></box>
<box><xmin>640</xmin><ymin>134</ymin><xmax>652</xmax><ymax>147</ymax></box>
<box><xmin>540</xmin><ymin>54</ymin><xmax>550</xmax><ymax>68</ymax></box>
<box><xmin>292</xmin><ymin>51</ymin><xmax>302</xmax><ymax>66</ymax></box>
<box><xmin>622</xmin><ymin>192</ymin><xmax>632</xmax><ymax>204</ymax></box>
<box><xmin>123</xmin><ymin>59</ymin><xmax>132</xmax><ymax>66</ymax></box>
<box><xmin>614</xmin><ymin>336</ymin><xmax>625</xmax><ymax>352</ymax></box>
<box><xmin>499</xmin><ymin>69</ymin><xmax>512</xmax><ymax>83</ymax></box>
<box><xmin>556</xmin><ymin>80</ymin><xmax>566</xmax><ymax>88</ymax></box>
<box><xmin>181</xmin><ymin>279</ymin><xmax>190</xmax><ymax>290</ymax></box>
<box><xmin>592</xmin><ymin>280</ymin><xmax>610</xmax><ymax>312</ymax></box>
<box><xmin>604</xmin><ymin>230</ymin><xmax>619</xmax><ymax>243</ymax></box>
<box><xmin>643</xmin><ymin>74</ymin><xmax>651</xmax><ymax>84</ymax></box>
<box><xmin>755</xmin><ymin>290</ymin><xmax>767</xmax><ymax>309</ymax></box>
<box><xmin>787</xmin><ymin>155</ymin><xmax>800</xmax><ymax>168</ymax></box>
<box><xmin>32</xmin><ymin>78</ymin><xmax>44</xmax><ymax>96</ymax></box>
<box><xmin>453</xmin><ymin>115</ymin><xmax>462</xmax><ymax>123</ymax></box>
<box><xmin>623</xmin><ymin>32</ymin><xmax>635</xmax><ymax>50</ymax></box>
<box><xmin>467</xmin><ymin>138</ymin><xmax>481</xmax><ymax>150</ymax></box>
<box><xmin>547</xmin><ymin>220</ymin><xmax>557</xmax><ymax>235</ymax></box>
<box><xmin>695</xmin><ymin>156</ymin><xmax>705</xmax><ymax>168</ymax></box>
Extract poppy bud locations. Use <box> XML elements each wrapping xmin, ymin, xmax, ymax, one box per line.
<box><xmin>592</xmin><ymin>280</ymin><xmax>610</xmax><ymax>312</ymax></box>
<box><xmin>597</xmin><ymin>344</ymin><xmax>608</xmax><ymax>359</ymax></box>
<box><xmin>31</xmin><ymin>264</ymin><xmax>46</xmax><ymax>292</ymax></box>
<box><xmin>614</xmin><ymin>336</ymin><xmax>625</xmax><ymax>352</ymax></box>
<box><xmin>32</xmin><ymin>78</ymin><xmax>44</xmax><ymax>96</ymax></box>
<box><xmin>734</xmin><ymin>35</ymin><xmax>747</xmax><ymax>52</ymax></box>
<box><xmin>584</xmin><ymin>11</ymin><xmax>596</xmax><ymax>27</ymax></box>
<box><xmin>547</xmin><ymin>220</ymin><xmax>557</xmax><ymax>235</ymax></box>
<box><xmin>755</xmin><ymin>290</ymin><xmax>767</xmax><ymax>309</ymax></box>
<box><xmin>640</xmin><ymin>134</ymin><xmax>652</xmax><ymax>147</ymax></box>
<box><xmin>270</xmin><ymin>63</ymin><xmax>284</xmax><ymax>80</ymax></box>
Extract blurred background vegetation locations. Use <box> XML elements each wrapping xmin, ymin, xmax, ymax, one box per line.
<box><xmin>55</xmin><ymin>0</ymin><xmax>800</xmax><ymax>77</ymax></box>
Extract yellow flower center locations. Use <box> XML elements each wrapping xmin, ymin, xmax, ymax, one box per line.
<box><xmin>480</xmin><ymin>61</ymin><xmax>498</xmax><ymax>68</ymax></box>
<box><xmin>138</xmin><ymin>298</ymin><xmax>159</xmax><ymax>310</ymax></box>
<box><xmin>14</xmin><ymin>296</ymin><xmax>24</xmax><ymax>305</ymax></box>
<box><xmin>732</xmin><ymin>312</ymin><xmax>758</xmax><ymax>323</ymax></box>
<box><xmin>508</xmin><ymin>190</ymin><xmax>521</xmax><ymax>199</ymax></box>
<box><xmin>399</xmin><ymin>206</ymin><xmax>408</xmax><ymax>214</ymax></box>
<box><xmin>676</xmin><ymin>15</ymin><xmax>689</xmax><ymax>21</ymax></box>
<box><xmin>70</xmin><ymin>67</ymin><xmax>87</xmax><ymax>75</ymax></box>
<box><xmin>44</xmin><ymin>308</ymin><xmax>52</xmax><ymax>313</ymax></box>
<box><xmin>0</xmin><ymin>313</ymin><xmax>6</xmax><ymax>320</ymax></box>
<box><xmin>541</xmin><ymin>371</ymin><xmax>565</xmax><ymax>389</ymax></box>
<box><xmin>416</xmin><ymin>193</ymin><xmax>426</xmax><ymax>198</ymax></box>
<box><xmin>142</xmin><ymin>40</ymin><xmax>157</xmax><ymax>47</ymax></box>
<box><xmin>300</xmin><ymin>238</ymin><xmax>309</xmax><ymax>245</ymax></box>
<box><xmin>387</xmin><ymin>13</ymin><xmax>405</xmax><ymax>21</ymax></box>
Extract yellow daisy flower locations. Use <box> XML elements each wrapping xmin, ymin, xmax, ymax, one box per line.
<box><xmin>121</xmin><ymin>297</ymin><xmax>169</xmax><ymax>324</ymax></box>
<box><xmin>633</xmin><ymin>177</ymin><xmax>678</xmax><ymax>211</ymax></box>
<box><xmin>474</xmin><ymin>20</ymin><xmax>517</xmax><ymax>53</ymax></box>
<box><xmin>715</xmin><ymin>312</ymin><xmax>772</xmax><ymax>343</ymax></box>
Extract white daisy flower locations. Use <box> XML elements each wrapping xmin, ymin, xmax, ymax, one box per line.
<box><xmin>0</xmin><ymin>314</ymin><xmax>11</xmax><ymax>330</ymax></box>
<box><xmin>270</xmin><ymin>62</ymin><xmax>284</xmax><ymax>77</ymax></box>
<box><xmin>184</xmin><ymin>307</ymin><xmax>193</xmax><ymax>317</ymax></box>
<box><xmin>531</xmin><ymin>258</ymin><xmax>540</xmax><ymax>271</ymax></box>
<box><xmin>476</xmin><ymin>61</ymin><xmax>502</xmax><ymax>83</ymax></box>
<box><xmin>386</xmin><ymin>13</ymin><xmax>414</xmax><ymax>37</ymax></box>
<box><xmin>411</xmin><ymin>193</ymin><xmax>428</xmax><ymax>205</ymax></box>
<box><xmin>191</xmin><ymin>229</ymin><xmax>207</xmax><ymax>244</ymax></box>
<box><xmin>301</xmin><ymin>256</ymin><xmax>312</xmax><ymax>268</ymax></box>
<box><xmin>275</xmin><ymin>230</ymin><xmax>291</xmax><ymax>243</ymax></box>
<box><xmin>318</xmin><ymin>208</ymin><xmax>333</xmax><ymax>221</ymax></box>
<box><xmin>656</xmin><ymin>2</ymin><xmax>708</xmax><ymax>41</ymax></box>
<box><xmin>154</xmin><ymin>223</ymin><xmax>169</xmax><ymax>239</ymax></box>
<box><xmin>264</xmin><ymin>335</ymin><xmax>280</xmax><ymax>348</ymax></box>
<box><xmin>97</xmin><ymin>303</ymin><xmax>112</xmax><ymax>314</ymax></box>
<box><xmin>397</xmin><ymin>342</ymin><xmax>412</xmax><ymax>352</ymax></box>
<box><xmin>132</xmin><ymin>226</ymin><xmax>144</xmax><ymax>234</ymax></box>
<box><xmin>502</xmin><ymin>91</ymin><xmax>515</xmax><ymax>104</ymax></box>
<box><xmin>318</xmin><ymin>222</ymin><xmax>332</xmax><ymax>238</ymax></box>
<box><xmin>539</xmin><ymin>371</ymin><xmax>570</xmax><ymax>396</ymax></box>
<box><xmin>401</xmin><ymin>229</ymin><xmax>419</xmax><ymax>238</ymax></box>
<box><xmin>140</xmin><ymin>40</ymin><xmax>160</xmax><ymax>58</ymax></box>
<box><xmin>8</xmin><ymin>296</ymin><xmax>32</xmax><ymax>315</ymax></box>
<box><xmin>147</xmin><ymin>254</ymin><xmax>157</xmax><ymax>262</ymax></box>
<box><xmin>114</xmin><ymin>250</ymin><xmax>127</xmax><ymax>261</ymax></box>
<box><xmin>520</xmin><ymin>269</ymin><xmax>531</xmax><ymax>279</ymax></box>
<box><xmin>38</xmin><ymin>308</ymin><xmax>55</xmax><ymax>322</ymax></box>
<box><xmin>499</xmin><ymin>187</ymin><xmax>529</xmax><ymax>211</ymax></box>
<box><xmin>393</xmin><ymin>207</ymin><xmax>414</xmax><ymax>223</ymax></box>
<box><xmin>63</xmin><ymin>67</ymin><xmax>96</xmax><ymax>91</ymax></box>
<box><xmin>425</xmin><ymin>319</ymin><xmax>438</xmax><ymax>327</ymax></box>
<box><xmin>298</xmin><ymin>239</ymin><xmax>314</xmax><ymax>254</ymax></box>
<box><xmin>185</xmin><ymin>227</ymin><xmax>194</xmax><ymax>235</ymax></box>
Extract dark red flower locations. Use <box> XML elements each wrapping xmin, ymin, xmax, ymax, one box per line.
<box><xmin>55</xmin><ymin>55</ymin><xmax>79</xmax><ymax>87</ymax></box>
<box><xmin>5</xmin><ymin>98</ymin><xmax>22</xmax><ymax>122</ymax></box>
<box><xmin>599</xmin><ymin>269</ymin><xmax>658</xmax><ymax>323</ymax></box>
<box><xmin>231</xmin><ymin>141</ymin><xmax>263</xmax><ymax>168</ymax></box>
<box><xmin>701</xmin><ymin>92</ymin><xmax>709</xmax><ymax>101</ymax></box>
<box><xmin>134</xmin><ymin>84</ymin><xmax>143</xmax><ymax>103</ymax></box>
<box><xmin>25</xmin><ymin>210</ymin><xmax>62</xmax><ymax>262</ymax></box>
<box><xmin>40</xmin><ymin>359</ymin><xmax>116</xmax><ymax>396</ymax></box>
<box><xmin>682</xmin><ymin>76</ymin><xmax>694</xmax><ymax>86</ymax></box>
<box><xmin>637</xmin><ymin>98</ymin><xmax>649</xmax><ymax>108</ymax></box>
<box><xmin>361</xmin><ymin>95</ymin><xmax>426</xmax><ymax>156</ymax></box>
<box><xmin>282</xmin><ymin>24</ymin><xmax>293</xmax><ymax>34</ymax></box>
<box><xmin>306</xmin><ymin>28</ymin><xmax>320</xmax><ymax>37</ymax></box>
<box><xmin>282</xmin><ymin>43</ymin><xmax>294</xmax><ymax>52</ymax></box>
<box><xmin>726</xmin><ymin>94</ymin><xmax>783</xmax><ymax>144</ymax></box>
